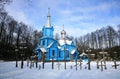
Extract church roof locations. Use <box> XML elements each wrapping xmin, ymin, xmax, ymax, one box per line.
<box><xmin>58</xmin><ymin>39</ymin><xmax>72</xmax><ymax>46</ymax></box>
<box><xmin>70</xmin><ymin>49</ymin><xmax>76</xmax><ymax>54</ymax></box>
<box><xmin>57</xmin><ymin>46</ymin><xmax>61</xmax><ymax>49</ymax></box>
<box><xmin>37</xmin><ymin>45</ymin><xmax>47</xmax><ymax>52</ymax></box>
<box><xmin>40</xmin><ymin>47</ymin><xmax>47</xmax><ymax>52</ymax></box>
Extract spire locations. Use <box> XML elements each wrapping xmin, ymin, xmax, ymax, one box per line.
<box><xmin>46</xmin><ymin>8</ymin><xmax>51</xmax><ymax>27</ymax></box>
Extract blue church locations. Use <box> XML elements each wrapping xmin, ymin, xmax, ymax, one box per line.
<box><xmin>34</xmin><ymin>9</ymin><xmax>78</xmax><ymax>61</ymax></box>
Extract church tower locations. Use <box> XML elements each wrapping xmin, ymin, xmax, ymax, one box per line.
<box><xmin>42</xmin><ymin>8</ymin><xmax>54</xmax><ymax>38</ymax></box>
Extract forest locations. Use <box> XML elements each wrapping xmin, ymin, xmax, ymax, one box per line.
<box><xmin>0</xmin><ymin>0</ymin><xmax>120</xmax><ymax>60</ymax></box>
<box><xmin>74</xmin><ymin>25</ymin><xmax>120</xmax><ymax>60</ymax></box>
<box><xmin>0</xmin><ymin>0</ymin><xmax>43</xmax><ymax>60</ymax></box>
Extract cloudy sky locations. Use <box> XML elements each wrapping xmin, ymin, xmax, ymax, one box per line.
<box><xmin>5</xmin><ymin>0</ymin><xmax>120</xmax><ymax>37</ymax></box>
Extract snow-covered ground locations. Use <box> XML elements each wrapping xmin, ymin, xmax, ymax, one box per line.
<box><xmin>0</xmin><ymin>61</ymin><xmax>120</xmax><ymax>79</ymax></box>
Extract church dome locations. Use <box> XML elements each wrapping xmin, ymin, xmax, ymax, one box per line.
<box><xmin>59</xmin><ymin>28</ymin><xmax>73</xmax><ymax>46</ymax></box>
<box><xmin>60</xmin><ymin>28</ymin><xmax>66</xmax><ymax>39</ymax></box>
<box><xmin>61</xmin><ymin>29</ymin><xmax>66</xmax><ymax>35</ymax></box>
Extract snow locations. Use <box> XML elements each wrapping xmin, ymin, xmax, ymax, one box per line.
<box><xmin>80</xmin><ymin>52</ymin><xmax>87</xmax><ymax>56</ymax></box>
<box><xmin>37</xmin><ymin>45</ymin><xmax>46</xmax><ymax>52</ymax></box>
<box><xmin>66</xmin><ymin>40</ymin><xmax>72</xmax><ymax>45</ymax></box>
<box><xmin>58</xmin><ymin>39</ymin><xmax>65</xmax><ymax>46</ymax></box>
<box><xmin>57</xmin><ymin>46</ymin><xmax>61</xmax><ymax>49</ymax></box>
<box><xmin>70</xmin><ymin>49</ymin><xmax>76</xmax><ymax>54</ymax></box>
<box><xmin>59</xmin><ymin>39</ymin><xmax>72</xmax><ymax>46</ymax></box>
<box><xmin>47</xmin><ymin>42</ymin><xmax>54</xmax><ymax>48</ymax></box>
<box><xmin>0</xmin><ymin>61</ymin><xmax>120</xmax><ymax>79</ymax></box>
<box><xmin>40</xmin><ymin>48</ymin><xmax>47</xmax><ymax>52</ymax></box>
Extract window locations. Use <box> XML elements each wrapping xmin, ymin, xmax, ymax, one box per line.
<box><xmin>43</xmin><ymin>40</ymin><xmax>45</xmax><ymax>45</ymax></box>
<box><xmin>52</xmin><ymin>50</ymin><xmax>55</xmax><ymax>57</ymax></box>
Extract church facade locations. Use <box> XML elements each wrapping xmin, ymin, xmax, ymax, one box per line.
<box><xmin>34</xmin><ymin>9</ymin><xmax>78</xmax><ymax>61</ymax></box>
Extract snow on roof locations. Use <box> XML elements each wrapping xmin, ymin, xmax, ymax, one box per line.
<box><xmin>66</xmin><ymin>40</ymin><xmax>72</xmax><ymax>45</ymax></box>
<box><xmin>58</xmin><ymin>40</ymin><xmax>64</xmax><ymax>46</ymax></box>
<box><xmin>80</xmin><ymin>52</ymin><xmax>87</xmax><ymax>56</ymax></box>
<box><xmin>58</xmin><ymin>39</ymin><xmax>72</xmax><ymax>46</ymax></box>
<box><xmin>47</xmin><ymin>42</ymin><xmax>54</xmax><ymax>48</ymax></box>
<box><xmin>37</xmin><ymin>45</ymin><xmax>47</xmax><ymax>52</ymax></box>
<box><xmin>70</xmin><ymin>49</ymin><xmax>76</xmax><ymax>54</ymax></box>
<box><xmin>40</xmin><ymin>48</ymin><xmax>47</xmax><ymax>52</ymax></box>
<box><xmin>57</xmin><ymin>46</ymin><xmax>61</xmax><ymax>49</ymax></box>
<box><xmin>61</xmin><ymin>48</ymin><xmax>69</xmax><ymax>51</ymax></box>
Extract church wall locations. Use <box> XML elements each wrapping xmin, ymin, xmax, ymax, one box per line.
<box><xmin>39</xmin><ymin>38</ymin><xmax>59</xmax><ymax>61</ymax></box>
<box><xmin>49</xmin><ymin>48</ymin><xmax>58</xmax><ymax>60</ymax></box>
<box><xmin>58</xmin><ymin>50</ymin><xmax>70</xmax><ymax>60</ymax></box>
<box><xmin>39</xmin><ymin>38</ymin><xmax>52</xmax><ymax>48</ymax></box>
<box><xmin>47</xmin><ymin>38</ymin><xmax>54</xmax><ymax>46</ymax></box>
<box><xmin>39</xmin><ymin>39</ymin><xmax>44</xmax><ymax>47</ymax></box>
<box><xmin>42</xmin><ymin>26</ymin><xmax>54</xmax><ymax>38</ymax></box>
<box><xmin>46</xmin><ymin>50</ymin><xmax>50</xmax><ymax>60</ymax></box>
<box><xmin>38</xmin><ymin>52</ymin><xmax>42</xmax><ymax>60</ymax></box>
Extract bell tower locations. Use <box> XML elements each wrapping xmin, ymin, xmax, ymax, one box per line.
<box><xmin>42</xmin><ymin>8</ymin><xmax>54</xmax><ymax>38</ymax></box>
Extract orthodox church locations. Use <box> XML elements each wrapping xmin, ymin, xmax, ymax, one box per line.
<box><xmin>34</xmin><ymin>9</ymin><xmax>78</xmax><ymax>61</ymax></box>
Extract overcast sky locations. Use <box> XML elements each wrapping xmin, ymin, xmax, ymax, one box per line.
<box><xmin>5</xmin><ymin>0</ymin><xmax>120</xmax><ymax>37</ymax></box>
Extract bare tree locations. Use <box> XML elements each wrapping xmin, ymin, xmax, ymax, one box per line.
<box><xmin>106</xmin><ymin>26</ymin><xmax>116</xmax><ymax>48</ymax></box>
<box><xmin>117</xmin><ymin>24</ymin><xmax>120</xmax><ymax>46</ymax></box>
<box><xmin>0</xmin><ymin>9</ymin><xmax>8</xmax><ymax>42</ymax></box>
<box><xmin>8</xmin><ymin>19</ymin><xmax>17</xmax><ymax>45</ymax></box>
